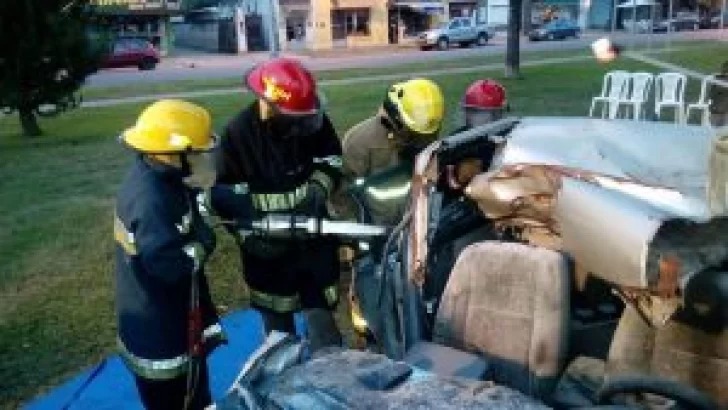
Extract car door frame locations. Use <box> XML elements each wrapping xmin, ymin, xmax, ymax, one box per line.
<box><xmin>448</xmin><ymin>19</ymin><xmax>463</xmax><ymax>42</ymax></box>
<box><xmin>112</xmin><ymin>39</ymin><xmax>135</xmax><ymax>68</ymax></box>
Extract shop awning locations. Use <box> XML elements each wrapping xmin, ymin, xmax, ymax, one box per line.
<box><xmin>392</xmin><ymin>1</ymin><xmax>446</xmax><ymax>14</ymax></box>
<box><xmin>541</xmin><ymin>0</ymin><xmax>581</xmax><ymax>5</ymax></box>
<box><xmin>617</xmin><ymin>0</ymin><xmax>657</xmax><ymax>8</ymax></box>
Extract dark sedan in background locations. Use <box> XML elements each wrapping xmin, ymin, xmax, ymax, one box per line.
<box><xmin>528</xmin><ymin>19</ymin><xmax>581</xmax><ymax>41</ymax></box>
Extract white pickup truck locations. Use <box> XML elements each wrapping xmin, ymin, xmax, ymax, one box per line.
<box><xmin>417</xmin><ymin>17</ymin><xmax>493</xmax><ymax>50</ymax></box>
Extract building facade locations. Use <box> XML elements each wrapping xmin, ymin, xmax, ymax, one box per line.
<box><xmin>91</xmin><ymin>0</ymin><xmax>183</xmax><ymax>55</ymax></box>
<box><xmin>179</xmin><ymin>0</ymin><xmax>490</xmax><ymax>53</ymax></box>
<box><xmin>277</xmin><ymin>0</ymin><xmax>389</xmax><ymax>50</ymax></box>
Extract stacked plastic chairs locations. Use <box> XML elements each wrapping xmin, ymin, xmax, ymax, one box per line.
<box><xmin>615</xmin><ymin>72</ymin><xmax>654</xmax><ymax>121</ymax></box>
<box><xmin>589</xmin><ymin>71</ymin><xmax>717</xmax><ymax>125</ymax></box>
<box><xmin>686</xmin><ymin>75</ymin><xmax>715</xmax><ymax>126</ymax></box>
<box><xmin>589</xmin><ymin>70</ymin><xmax>631</xmax><ymax>120</ymax></box>
<box><xmin>655</xmin><ymin>72</ymin><xmax>687</xmax><ymax>124</ymax></box>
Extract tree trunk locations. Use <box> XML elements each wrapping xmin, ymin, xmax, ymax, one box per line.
<box><xmin>19</xmin><ymin>108</ymin><xmax>42</xmax><ymax>137</ymax></box>
<box><xmin>522</xmin><ymin>0</ymin><xmax>532</xmax><ymax>34</ymax></box>
<box><xmin>506</xmin><ymin>0</ymin><xmax>523</xmax><ymax>78</ymax></box>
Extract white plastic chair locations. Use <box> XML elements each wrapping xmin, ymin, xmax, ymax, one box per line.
<box><xmin>589</xmin><ymin>70</ymin><xmax>630</xmax><ymax>119</ymax></box>
<box><xmin>615</xmin><ymin>72</ymin><xmax>654</xmax><ymax>120</ymax></box>
<box><xmin>686</xmin><ymin>75</ymin><xmax>715</xmax><ymax>126</ymax></box>
<box><xmin>655</xmin><ymin>72</ymin><xmax>687</xmax><ymax>123</ymax></box>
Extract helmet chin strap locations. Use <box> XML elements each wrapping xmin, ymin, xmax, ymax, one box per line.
<box><xmin>179</xmin><ymin>153</ymin><xmax>192</xmax><ymax>177</ymax></box>
<box><xmin>259</xmin><ymin>99</ymin><xmax>273</xmax><ymax>121</ymax></box>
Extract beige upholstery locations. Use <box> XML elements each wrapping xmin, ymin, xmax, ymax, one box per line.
<box><xmin>607</xmin><ymin>306</ymin><xmax>728</xmax><ymax>406</ymax></box>
<box><xmin>433</xmin><ymin>241</ymin><xmax>571</xmax><ymax>397</ymax></box>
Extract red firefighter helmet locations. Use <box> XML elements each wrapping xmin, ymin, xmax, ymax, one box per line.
<box><xmin>462</xmin><ymin>79</ymin><xmax>507</xmax><ymax>110</ymax></box>
<box><xmin>245</xmin><ymin>58</ymin><xmax>319</xmax><ymax>115</ymax></box>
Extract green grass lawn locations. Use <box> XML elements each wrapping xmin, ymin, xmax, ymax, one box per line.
<box><xmin>638</xmin><ymin>41</ymin><xmax>728</xmax><ymax>74</ymax></box>
<box><xmin>0</xmin><ymin>51</ymin><xmax>707</xmax><ymax>408</ymax></box>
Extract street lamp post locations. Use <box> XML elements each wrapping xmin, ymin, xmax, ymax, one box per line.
<box><xmin>631</xmin><ymin>0</ymin><xmax>636</xmax><ymax>36</ymax></box>
<box><xmin>268</xmin><ymin>0</ymin><xmax>280</xmax><ymax>57</ymax></box>
<box><xmin>505</xmin><ymin>0</ymin><xmax>522</xmax><ymax>78</ymax></box>
<box><xmin>722</xmin><ymin>0</ymin><xmax>726</xmax><ymax>30</ymax></box>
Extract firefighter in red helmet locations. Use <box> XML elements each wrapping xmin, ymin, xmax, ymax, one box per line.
<box><xmin>213</xmin><ymin>58</ymin><xmax>344</xmax><ymax>352</ymax></box>
<box><xmin>456</xmin><ymin>79</ymin><xmax>508</xmax><ymax>133</ymax></box>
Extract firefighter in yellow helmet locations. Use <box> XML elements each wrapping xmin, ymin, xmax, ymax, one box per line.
<box><xmin>337</xmin><ymin>79</ymin><xmax>444</xmax><ymax>343</ymax></box>
<box><xmin>339</xmin><ymin>78</ymin><xmax>445</xmax><ymax>225</ymax></box>
<box><xmin>114</xmin><ymin>100</ymin><xmax>224</xmax><ymax>410</ymax></box>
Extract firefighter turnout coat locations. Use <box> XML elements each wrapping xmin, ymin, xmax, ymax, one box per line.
<box><xmin>114</xmin><ymin>156</ymin><xmax>223</xmax><ymax>380</ymax></box>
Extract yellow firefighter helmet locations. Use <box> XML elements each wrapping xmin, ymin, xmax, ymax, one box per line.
<box><xmin>383</xmin><ymin>78</ymin><xmax>445</xmax><ymax>137</ymax></box>
<box><xmin>122</xmin><ymin>99</ymin><xmax>217</xmax><ymax>154</ymax></box>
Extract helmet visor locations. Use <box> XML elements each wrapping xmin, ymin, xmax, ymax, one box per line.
<box><xmin>268</xmin><ymin>106</ymin><xmax>324</xmax><ymax>139</ymax></box>
<box><xmin>120</xmin><ymin>129</ymin><xmax>220</xmax><ymax>155</ymax></box>
<box><xmin>463</xmin><ymin>107</ymin><xmax>504</xmax><ymax>128</ymax></box>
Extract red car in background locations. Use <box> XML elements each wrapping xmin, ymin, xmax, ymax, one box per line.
<box><xmin>102</xmin><ymin>38</ymin><xmax>160</xmax><ymax>71</ymax></box>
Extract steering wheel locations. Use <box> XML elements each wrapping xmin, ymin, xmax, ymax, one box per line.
<box><xmin>596</xmin><ymin>375</ymin><xmax>720</xmax><ymax>410</ymax></box>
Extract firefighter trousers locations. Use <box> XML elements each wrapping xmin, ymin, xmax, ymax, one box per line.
<box><xmin>134</xmin><ymin>361</ymin><xmax>211</xmax><ymax>410</ymax></box>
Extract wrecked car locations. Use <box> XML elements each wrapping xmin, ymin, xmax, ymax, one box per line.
<box><xmin>217</xmin><ymin>117</ymin><xmax>728</xmax><ymax>409</ymax></box>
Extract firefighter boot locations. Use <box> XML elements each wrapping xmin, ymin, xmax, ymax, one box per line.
<box><xmin>304</xmin><ymin>308</ymin><xmax>343</xmax><ymax>354</ymax></box>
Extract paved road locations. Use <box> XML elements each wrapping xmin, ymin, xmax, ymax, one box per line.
<box><xmin>87</xmin><ymin>29</ymin><xmax>726</xmax><ymax>88</ymax></box>
<box><xmin>83</xmin><ymin>55</ymin><xmax>590</xmax><ymax>108</ymax></box>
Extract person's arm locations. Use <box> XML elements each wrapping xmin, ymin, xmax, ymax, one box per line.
<box><xmin>134</xmin><ymin>199</ymin><xmax>207</xmax><ymax>285</ymax></box>
<box><xmin>207</xmin><ymin>185</ymin><xmax>255</xmax><ymax>228</ymax></box>
<box><xmin>309</xmin><ymin>114</ymin><xmax>344</xmax><ymax>197</ymax></box>
<box><xmin>341</xmin><ymin>119</ymin><xmax>371</xmax><ymax>181</ymax></box>
<box><xmin>208</xmin><ymin>118</ymin><xmax>256</xmax><ymax>226</ymax></box>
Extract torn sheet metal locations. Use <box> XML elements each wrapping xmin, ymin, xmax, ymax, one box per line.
<box><xmin>555</xmin><ymin>178</ymin><xmax>666</xmax><ymax>288</ymax></box>
<box><xmin>466</xmin><ymin>165</ymin><xmax>562</xmax><ymax>230</ymax></box>
<box><xmin>708</xmin><ymin>134</ymin><xmax>728</xmax><ymax>215</ymax></box>
<box><xmin>494</xmin><ymin>117</ymin><xmax>714</xmax><ymax>218</ymax></box>
<box><xmin>408</xmin><ymin>118</ymin><xmax>520</xmax><ymax>286</ymax></box>
<box><xmin>465</xmin><ymin>118</ymin><xmax>728</xmax><ymax>292</ymax></box>
<box><xmin>408</xmin><ymin>141</ymin><xmax>441</xmax><ymax>286</ymax></box>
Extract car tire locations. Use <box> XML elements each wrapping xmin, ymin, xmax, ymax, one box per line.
<box><xmin>477</xmin><ymin>33</ymin><xmax>488</xmax><ymax>46</ymax></box>
<box><xmin>548</xmin><ymin>33</ymin><xmax>555</xmax><ymax>40</ymax></box>
<box><xmin>437</xmin><ymin>37</ymin><xmax>449</xmax><ymax>51</ymax></box>
<box><xmin>138</xmin><ymin>58</ymin><xmax>157</xmax><ymax>71</ymax></box>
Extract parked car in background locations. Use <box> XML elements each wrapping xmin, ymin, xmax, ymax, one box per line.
<box><xmin>528</xmin><ymin>19</ymin><xmax>580</xmax><ymax>41</ymax></box>
<box><xmin>102</xmin><ymin>38</ymin><xmax>160</xmax><ymax>71</ymax></box>
<box><xmin>653</xmin><ymin>13</ymin><xmax>701</xmax><ymax>32</ymax></box>
<box><xmin>418</xmin><ymin>17</ymin><xmax>493</xmax><ymax>50</ymax></box>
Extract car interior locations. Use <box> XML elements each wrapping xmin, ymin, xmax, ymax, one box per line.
<box><xmin>349</xmin><ymin>119</ymin><xmax>727</xmax><ymax>409</ymax></box>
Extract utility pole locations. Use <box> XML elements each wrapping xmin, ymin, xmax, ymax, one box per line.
<box><xmin>522</xmin><ymin>0</ymin><xmax>532</xmax><ymax>34</ymax></box>
<box><xmin>268</xmin><ymin>0</ymin><xmax>280</xmax><ymax>57</ymax></box>
<box><xmin>506</xmin><ymin>0</ymin><xmax>523</xmax><ymax>78</ymax></box>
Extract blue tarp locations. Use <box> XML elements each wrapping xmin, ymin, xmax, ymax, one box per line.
<box><xmin>25</xmin><ymin>309</ymin><xmax>304</xmax><ymax>410</ymax></box>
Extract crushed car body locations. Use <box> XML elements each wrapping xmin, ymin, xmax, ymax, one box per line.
<box><xmin>467</xmin><ymin>117</ymin><xmax>724</xmax><ymax>293</ymax></box>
